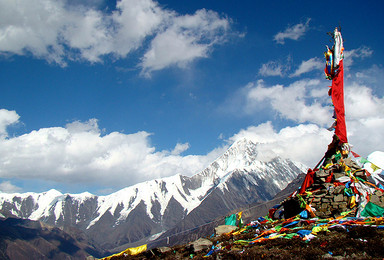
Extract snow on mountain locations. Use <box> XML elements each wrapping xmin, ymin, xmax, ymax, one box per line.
<box><xmin>87</xmin><ymin>173</ymin><xmax>209</xmax><ymax>229</ymax></box>
<box><xmin>0</xmin><ymin>138</ymin><xmax>307</xmax><ymax>250</ymax></box>
<box><xmin>189</xmin><ymin>138</ymin><xmax>306</xmax><ymax>196</ymax></box>
<box><xmin>0</xmin><ymin>189</ymin><xmax>97</xmax><ymax>222</ymax></box>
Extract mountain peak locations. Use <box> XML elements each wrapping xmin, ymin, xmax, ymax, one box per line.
<box><xmin>43</xmin><ymin>189</ymin><xmax>62</xmax><ymax>197</ymax></box>
<box><xmin>0</xmin><ymin>137</ymin><xmax>305</xmax><ymax>252</ymax></box>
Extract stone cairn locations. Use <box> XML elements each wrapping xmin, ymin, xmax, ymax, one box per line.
<box><xmin>305</xmin><ymin>158</ymin><xmax>362</xmax><ymax>218</ymax></box>
<box><xmin>281</xmin><ymin>138</ymin><xmax>384</xmax><ymax>219</ymax></box>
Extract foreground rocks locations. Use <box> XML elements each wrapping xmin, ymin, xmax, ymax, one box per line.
<box><xmin>214</xmin><ymin>225</ymin><xmax>237</xmax><ymax>236</ymax></box>
<box><xmin>111</xmin><ymin>216</ymin><xmax>384</xmax><ymax>259</ymax></box>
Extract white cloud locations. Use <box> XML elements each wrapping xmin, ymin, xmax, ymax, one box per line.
<box><xmin>343</xmin><ymin>83</ymin><xmax>384</xmax><ymax>156</ymax></box>
<box><xmin>345</xmin><ymin>83</ymin><xmax>384</xmax><ymax>120</ymax></box>
<box><xmin>0</xmin><ymin>181</ymin><xmax>22</xmax><ymax>193</ymax></box>
<box><xmin>0</xmin><ymin>109</ymin><xmax>20</xmax><ymax>138</ymax></box>
<box><xmin>258</xmin><ymin>56</ymin><xmax>292</xmax><ymax>77</ymax></box>
<box><xmin>258</xmin><ymin>61</ymin><xmax>284</xmax><ymax>77</ymax></box>
<box><xmin>140</xmin><ymin>9</ymin><xmax>229</xmax><ymax>75</ymax></box>
<box><xmin>62</xmin><ymin>8</ymin><xmax>113</xmax><ymax>63</ymax></box>
<box><xmin>242</xmin><ymin>79</ymin><xmax>331</xmax><ymax>126</ymax></box>
<box><xmin>171</xmin><ymin>142</ymin><xmax>190</xmax><ymax>155</ymax></box>
<box><xmin>0</xmin><ymin>0</ymin><xmax>231</xmax><ymax>72</ymax></box>
<box><xmin>0</xmin><ymin>111</ymin><xmax>221</xmax><ymax>189</ymax></box>
<box><xmin>0</xmin><ymin>0</ymin><xmax>67</xmax><ymax>64</ymax></box>
<box><xmin>66</xmin><ymin>119</ymin><xmax>99</xmax><ymax>133</ymax></box>
<box><xmin>274</xmin><ymin>18</ymin><xmax>311</xmax><ymax>44</ymax></box>
<box><xmin>226</xmin><ymin>72</ymin><xmax>384</xmax><ymax>166</ymax></box>
<box><xmin>110</xmin><ymin>0</ymin><xmax>166</xmax><ymax>58</ymax></box>
<box><xmin>344</xmin><ymin>46</ymin><xmax>373</xmax><ymax>69</ymax></box>
<box><xmin>140</xmin><ymin>27</ymin><xmax>208</xmax><ymax>75</ymax></box>
<box><xmin>351</xmin><ymin>65</ymin><xmax>384</xmax><ymax>92</ymax></box>
<box><xmin>227</xmin><ymin>82</ymin><xmax>384</xmax><ymax>166</ymax></box>
<box><xmin>290</xmin><ymin>57</ymin><xmax>323</xmax><ymax>77</ymax></box>
<box><xmin>1</xmin><ymin>77</ymin><xmax>383</xmax><ymax>192</ymax></box>
<box><xmin>229</xmin><ymin>122</ymin><xmax>332</xmax><ymax>167</ymax></box>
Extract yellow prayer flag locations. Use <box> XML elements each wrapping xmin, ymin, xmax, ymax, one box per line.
<box><xmin>371</xmin><ymin>163</ymin><xmax>380</xmax><ymax>172</ymax></box>
<box><xmin>344</xmin><ymin>165</ymin><xmax>351</xmax><ymax>173</ymax></box>
<box><xmin>349</xmin><ymin>196</ymin><xmax>356</xmax><ymax>208</ymax></box>
<box><xmin>123</xmin><ymin>244</ymin><xmax>147</xmax><ymax>256</ymax></box>
<box><xmin>311</xmin><ymin>225</ymin><xmax>329</xmax><ymax>235</ymax></box>
<box><xmin>101</xmin><ymin>244</ymin><xmax>147</xmax><ymax>259</ymax></box>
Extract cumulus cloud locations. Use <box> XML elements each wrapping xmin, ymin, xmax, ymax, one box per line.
<box><xmin>1</xmin><ymin>77</ymin><xmax>383</xmax><ymax>192</ymax></box>
<box><xmin>225</xmin><ymin>81</ymin><xmax>384</xmax><ymax>166</ymax></box>
<box><xmin>225</xmin><ymin>70</ymin><xmax>384</xmax><ymax>166</ymax></box>
<box><xmin>0</xmin><ymin>109</ymin><xmax>20</xmax><ymax>138</ymax></box>
<box><xmin>290</xmin><ymin>57</ymin><xmax>324</xmax><ymax>77</ymax></box>
<box><xmin>0</xmin><ymin>181</ymin><xmax>22</xmax><ymax>193</ymax></box>
<box><xmin>0</xmin><ymin>112</ymin><xmax>222</xmax><ymax>190</ymax></box>
<box><xmin>274</xmin><ymin>18</ymin><xmax>311</xmax><ymax>44</ymax></box>
<box><xmin>229</xmin><ymin>122</ymin><xmax>332</xmax><ymax>167</ymax></box>
<box><xmin>345</xmin><ymin>83</ymin><xmax>384</xmax><ymax>120</ymax></box>
<box><xmin>351</xmin><ymin>65</ymin><xmax>384</xmax><ymax>92</ymax></box>
<box><xmin>343</xmin><ymin>83</ymin><xmax>384</xmax><ymax>155</ymax></box>
<box><xmin>171</xmin><ymin>142</ymin><xmax>190</xmax><ymax>155</ymax></box>
<box><xmin>241</xmin><ymin>79</ymin><xmax>331</xmax><ymax>126</ymax></box>
<box><xmin>140</xmin><ymin>9</ymin><xmax>229</xmax><ymax>76</ymax></box>
<box><xmin>0</xmin><ymin>0</ymin><xmax>230</xmax><ymax>73</ymax></box>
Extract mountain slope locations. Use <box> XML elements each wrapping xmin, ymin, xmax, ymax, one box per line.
<box><xmin>0</xmin><ymin>217</ymin><xmax>104</xmax><ymax>260</ymax></box>
<box><xmin>0</xmin><ymin>138</ymin><xmax>306</xmax><ymax>252</ymax></box>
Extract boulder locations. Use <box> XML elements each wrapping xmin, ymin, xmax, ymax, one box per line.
<box><xmin>215</xmin><ymin>225</ymin><xmax>238</xmax><ymax>236</ymax></box>
<box><xmin>189</xmin><ymin>238</ymin><xmax>213</xmax><ymax>252</ymax></box>
<box><xmin>157</xmin><ymin>247</ymin><xmax>171</xmax><ymax>253</ymax></box>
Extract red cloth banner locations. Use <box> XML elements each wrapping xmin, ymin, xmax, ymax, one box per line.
<box><xmin>299</xmin><ymin>168</ymin><xmax>315</xmax><ymax>194</ymax></box>
<box><xmin>331</xmin><ymin>60</ymin><xmax>348</xmax><ymax>144</ymax></box>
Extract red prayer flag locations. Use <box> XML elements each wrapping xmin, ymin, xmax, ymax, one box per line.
<box><xmin>299</xmin><ymin>169</ymin><xmax>316</xmax><ymax>194</ymax></box>
<box><xmin>331</xmin><ymin>60</ymin><xmax>348</xmax><ymax>144</ymax></box>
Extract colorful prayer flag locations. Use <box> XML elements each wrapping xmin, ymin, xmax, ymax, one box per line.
<box><xmin>371</xmin><ymin>163</ymin><xmax>380</xmax><ymax>172</ymax></box>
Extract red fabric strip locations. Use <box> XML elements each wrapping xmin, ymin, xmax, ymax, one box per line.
<box><xmin>331</xmin><ymin>60</ymin><xmax>348</xmax><ymax>143</ymax></box>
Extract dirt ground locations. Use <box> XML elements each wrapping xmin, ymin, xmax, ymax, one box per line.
<box><xmin>110</xmin><ymin>224</ymin><xmax>384</xmax><ymax>260</ymax></box>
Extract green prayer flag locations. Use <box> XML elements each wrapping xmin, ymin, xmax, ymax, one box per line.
<box><xmin>360</xmin><ymin>158</ymin><xmax>369</xmax><ymax>164</ymax></box>
<box><xmin>361</xmin><ymin>202</ymin><xmax>384</xmax><ymax>217</ymax></box>
<box><xmin>275</xmin><ymin>225</ymin><xmax>282</xmax><ymax>232</ymax></box>
<box><xmin>283</xmin><ymin>233</ymin><xmax>297</xmax><ymax>239</ymax></box>
<box><xmin>225</xmin><ymin>214</ymin><xmax>237</xmax><ymax>226</ymax></box>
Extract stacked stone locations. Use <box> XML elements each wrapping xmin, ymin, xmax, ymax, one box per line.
<box><xmin>303</xmin><ymin>158</ymin><xmax>367</xmax><ymax>218</ymax></box>
<box><xmin>370</xmin><ymin>190</ymin><xmax>384</xmax><ymax>208</ymax></box>
<box><xmin>281</xmin><ymin>149</ymin><xmax>384</xmax><ymax>220</ymax></box>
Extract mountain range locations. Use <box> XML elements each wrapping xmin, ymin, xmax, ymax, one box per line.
<box><xmin>0</xmin><ymin>138</ymin><xmax>307</xmax><ymax>257</ymax></box>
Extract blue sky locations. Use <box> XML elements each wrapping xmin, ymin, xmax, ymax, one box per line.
<box><xmin>0</xmin><ymin>0</ymin><xmax>383</xmax><ymax>195</ymax></box>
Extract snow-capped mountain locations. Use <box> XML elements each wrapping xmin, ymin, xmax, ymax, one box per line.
<box><xmin>0</xmin><ymin>138</ymin><xmax>306</xmax><ymax>251</ymax></box>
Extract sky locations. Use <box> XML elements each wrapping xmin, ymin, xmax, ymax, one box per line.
<box><xmin>0</xmin><ymin>0</ymin><xmax>383</xmax><ymax>195</ymax></box>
